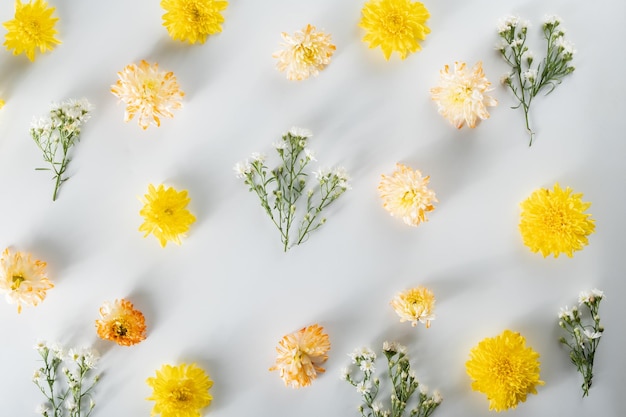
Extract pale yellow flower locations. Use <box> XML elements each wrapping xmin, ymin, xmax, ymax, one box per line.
<box><xmin>161</xmin><ymin>0</ymin><xmax>227</xmax><ymax>44</ymax></box>
<box><xmin>378</xmin><ymin>163</ymin><xmax>437</xmax><ymax>226</ymax></box>
<box><xmin>359</xmin><ymin>0</ymin><xmax>430</xmax><ymax>60</ymax></box>
<box><xmin>466</xmin><ymin>330</ymin><xmax>544</xmax><ymax>411</ymax></box>
<box><xmin>269</xmin><ymin>324</ymin><xmax>331</xmax><ymax>388</ymax></box>
<box><xmin>111</xmin><ymin>60</ymin><xmax>184</xmax><ymax>130</ymax></box>
<box><xmin>391</xmin><ymin>286</ymin><xmax>435</xmax><ymax>328</ymax></box>
<box><xmin>96</xmin><ymin>299</ymin><xmax>147</xmax><ymax>346</ymax></box>
<box><xmin>3</xmin><ymin>0</ymin><xmax>60</xmax><ymax>61</ymax></box>
<box><xmin>273</xmin><ymin>24</ymin><xmax>336</xmax><ymax>81</ymax></box>
<box><xmin>519</xmin><ymin>183</ymin><xmax>595</xmax><ymax>258</ymax></box>
<box><xmin>430</xmin><ymin>61</ymin><xmax>498</xmax><ymax>129</ymax></box>
<box><xmin>147</xmin><ymin>363</ymin><xmax>213</xmax><ymax>417</ymax></box>
<box><xmin>0</xmin><ymin>248</ymin><xmax>53</xmax><ymax>313</ymax></box>
<box><xmin>139</xmin><ymin>184</ymin><xmax>196</xmax><ymax>247</ymax></box>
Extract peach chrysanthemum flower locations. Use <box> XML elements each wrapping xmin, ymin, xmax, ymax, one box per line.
<box><xmin>273</xmin><ymin>24</ymin><xmax>336</xmax><ymax>81</ymax></box>
<box><xmin>161</xmin><ymin>0</ymin><xmax>228</xmax><ymax>44</ymax></box>
<box><xmin>519</xmin><ymin>183</ymin><xmax>595</xmax><ymax>258</ymax></box>
<box><xmin>466</xmin><ymin>330</ymin><xmax>544</xmax><ymax>412</ymax></box>
<box><xmin>3</xmin><ymin>0</ymin><xmax>61</xmax><ymax>62</ymax></box>
<box><xmin>0</xmin><ymin>248</ymin><xmax>53</xmax><ymax>313</ymax></box>
<box><xmin>378</xmin><ymin>163</ymin><xmax>437</xmax><ymax>227</ymax></box>
<box><xmin>269</xmin><ymin>324</ymin><xmax>331</xmax><ymax>388</ymax></box>
<box><xmin>430</xmin><ymin>61</ymin><xmax>498</xmax><ymax>129</ymax></box>
<box><xmin>391</xmin><ymin>286</ymin><xmax>435</xmax><ymax>328</ymax></box>
<box><xmin>359</xmin><ymin>0</ymin><xmax>430</xmax><ymax>60</ymax></box>
<box><xmin>95</xmin><ymin>299</ymin><xmax>147</xmax><ymax>346</ymax></box>
<box><xmin>139</xmin><ymin>184</ymin><xmax>196</xmax><ymax>247</ymax></box>
<box><xmin>147</xmin><ymin>363</ymin><xmax>213</xmax><ymax>417</ymax></box>
<box><xmin>111</xmin><ymin>60</ymin><xmax>184</xmax><ymax>130</ymax></box>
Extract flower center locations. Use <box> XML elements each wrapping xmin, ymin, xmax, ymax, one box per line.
<box><xmin>164</xmin><ymin>208</ymin><xmax>174</xmax><ymax>216</ymax></box>
<box><xmin>11</xmin><ymin>274</ymin><xmax>25</xmax><ymax>291</ymax></box>
<box><xmin>113</xmin><ymin>320</ymin><xmax>128</xmax><ymax>337</ymax></box>
<box><xmin>20</xmin><ymin>18</ymin><xmax>42</xmax><ymax>41</ymax></box>
<box><xmin>184</xmin><ymin>3</ymin><xmax>204</xmax><ymax>23</ymax></box>
<box><xmin>383</xmin><ymin>12</ymin><xmax>405</xmax><ymax>35</ymax></box>
<box><xmin>401</xmin><ymin>190</ymin><xmax>417</xmax><ymax>205</ymax></box>
<box><xmin>493</xmin><ymin>357</ymin><xmax>514</xmax><ymax>382</ymax></box>
<box><xmin>171</xmin><ymin>386</ymin><xmax>191</xmax><ymax>403</ymax></box>
<box><xmin>298</xmin><ymin>45</ymin><xmax>317</xmax><ymax>64</ymax></box>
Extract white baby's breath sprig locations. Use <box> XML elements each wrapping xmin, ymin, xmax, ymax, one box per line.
<box><xmin>497</xmin><ymin>15</ymin><xmax>575</xmax><ymax>145</ymax></box>
<box><xmin>558</xmin><ymin>289</ymin><xmax>605</xmax><ymax>397</ymax></box>
<box><xmin>33</xmin><ymin>341</ymin><xmax>101</xmax><ymax>417</ymax></box>
<box><xmin>30</xmin><ymin>98</ymin><xmax>93</xmax><ymax>201</ymax></box>
<box><xmin>235</xmin><ymin>128</ymin><xmax>349</xmax><ymax>251</ymax></box>
<box><xmin>343</xmin><ymin>342</ymin><xmax>442</xmax><ymax>417</ymax></box>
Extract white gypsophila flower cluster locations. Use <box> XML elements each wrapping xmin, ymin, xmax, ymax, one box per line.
<box><xmin>497</xmin><ymin>15</ymin><xmax>520</xmax><ymax>33</ymax></box>
<box><xmin>288</xmin><ymin>126</ymin><xmax>313</xmax><ymax>138</ymax></box>
<box><xmin>30</xmin><ymin>98</ymin><xmax>92</xmax><ymax>141</ymax></box>
<box><xmin>578</xmin><ymin>288</ymin><xmax>604</xmax><ymax>305</ymax></box>
<box><xmin>543</xmin><ymin>15</ymin><xmax>562</xmax><ymax>26</ymax></box>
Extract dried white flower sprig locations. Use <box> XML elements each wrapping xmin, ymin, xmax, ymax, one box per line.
<box><xmin>342</xmin><ymin>342</ymin><xmax>442</xmax><ymax>417</ymax></box>
<box><xmin>558</xmin><ymin>289</ymin><xmax>605</xmax><ymax>397</ymax></box>
<box><xmin>235</xmin><ymin>128</ymin><xmax>350</xmax><ymax>252</ymax></box>
<box><xmin>32</xmin><ymin>341</ymin><xmax>101</xmax><ymax>417</ymax></box>
<box><xmin>30</xmin><ymin>99</ymin><xmax>93</xmax><ymax>200</ymax></box>
<box><xmin>498</xmin><ymin>15</ymin><xmax>575</xmax><ymax>146</ymax></box>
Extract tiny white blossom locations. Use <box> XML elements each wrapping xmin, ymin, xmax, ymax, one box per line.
<box><xmin>249</xmin><ymin>152</ymin><xmax>265</xmax><ymax>163</ymax></box>
<box><xmin>360</xmin><ymin>360</ymin><xmax>375</xmax><ymax>374</ymax></box>
<box><xmin>273</xmin><ymin>140</ymin><xmax>286</xmax><ymax>150</ymax></box>
<box><xmin>340</xmin><ymin>367</ymin><xmax>350</xmax><ymax>380</ymax></box>
<box><xmin>433</xmin><ymin>390</ymin><xmax>443</xmax><ymax>404</ymax></box>
<box><xmin>64</xmin><ymin>399</ymin><xmax>76</xmax><ymax>411</ymax></box>
<box><xmin>67</xmin><ymin>348</ymin><xmax>80</xmax><ymax>361</ymax></box>
<box><xmin>543</xmin><ymin>15</ymin><xmax>561</xmax><ymax>26</ymax></box>
<box><xmin>288</xmin><ymin>127</ymin><xmax>313</xmax><ymax>138</ymax></box>
<box><xmin>304</xmin><ymin>148</ymin><xmax>316</xmax><ymax>161</ymax></box>
<box><xmin>583</xmin><ymin>329</ymin><xmax>602</xmax><ymax>340</ymax></box>
<box><xmin>555</xmin><ymin>37</ymin><xmax>576</xmax><ymax>56</ymax></box>
<box><xmin>233</xmin><ymin>161</ymin><xmax>252</xmax><ymax>178</ymax></box>
<box><xmin>82</xmin><ymin>347</ymin><xmax>100</xmax><ymax>369</ymax></box>
<box><xmin>523</xmin><ymin>69</ymin><xmax>537</xmax><ymax>83</ymax></box>
<box><xmin>559</xmin><ymin>306</ymin><xmax>575</xmax><ymax>320</ymax></box>
<box><xmin>591</xmin><ymin>288</ymin><xmax>604</xmax><ymax>299</ymax></box>
<box><xmin>372</xmin><ymin>402</ymin><xmax>384</xmax><ymax>412</ymax></box>
<box><xmin>419</xmin><ymin>383</ymin><xmax>429</xmax><ymax>395</ymax></box>
<box><xmin>35</xmin><ymin>404</ymin><xmax>51</xmax><ymax>415</ymax></box>
<box><xmin>356</xmin><ymin>380</ymin><xmax>372</xmax><ymax>395</ymax></box>
<box><xmin>578</xmin><ymin>290</ymin><xmax>591</xmax><ymax>304</ymax></box>
<box><xmin>522</xmin><ymin>50</ymin><xmax>534</xmax><ymax>63</ymax></box>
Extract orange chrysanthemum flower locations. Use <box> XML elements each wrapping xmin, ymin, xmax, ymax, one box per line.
<box><xmin>0</xmin><ymin>248</ymin><xmax>53</xmax><ymax>313</ymax></box>
<box><xmin>111</xmin><ymin>60</ymin><xmax>184</xmax><ymax>130</ymax></box>
<box><xmin>95</xmin><ymin>299</ymin><xmax>147</xmax><ymax>346</ymax></box>
<box><xmin>269</xmin><ymin>324</ymin><xmax>331</xmax><ymax>388</ymax></box>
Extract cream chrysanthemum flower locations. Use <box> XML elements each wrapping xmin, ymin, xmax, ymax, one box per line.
<box><xmin>359</xmin><ymin>0</ymin><xmax>430</xmax><ymax>60</ymax></box>
<box><xmin>269</xmin><ymin>324</ymin><xmax>331</xmax><ymax>388</ymax></box>
<box><xmin>466</xmin><ymin>330</ymin><xmax>544</xmax><ymax>412</ymax></box>
<box><xmin>519</xmin><ymin>183</ymin><xmax>595</xmax><ymax>258</ymax></box>
<box><xmin>95</xmin><ymin>299</ymin><xmax>147</xmax><ymax>346</ymax></box>
<box><xmin>378</xmin><ymin>163</ymin><xmax>437</xmax><ymax>226</ymax></box>
<box><xmin>147</xmin><ymin>363</ymin><xmax>213</xmax><ymax>417</ymax></box>
<box><xmin>273</xmin><ymin>24</ymin><xmax>336</xmax><ymax>81</ymax></box>
<box><xmin>0</xmin><ymin>248</ymin><xmax>53</xmax><ymax>313</ymax></box>
<box><xmin>111</xmin><ymin>60</ymin><xmax>184</xmax><ymax>130</ymax></box>
<box><xmin>139</xmin><ymin>184</ymin><xmax>196</xmax><ymax>247</ymax></box>
<box><xmin>161</xmin><ymin>0</ymin><xmax>227</xmax><ymax>44</ymax></box>
<box><xmin>430</xmin><ymin>61</ymin><xmax>498</xmax><ymax>129</ymax></box>
<box><xmin>391</xmin><ymin>286</ymin><xmax>435</xmax><ymax>328</ymax></box>
<box><xmin>3</xmin><ymin>0</ymin><xmax>60</xmax><ymax>62</ymax></box>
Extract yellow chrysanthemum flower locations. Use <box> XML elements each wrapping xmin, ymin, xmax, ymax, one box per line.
<box><xmin>269</xmin><ymin>324</ymin><xmax>331</xmax><ymax>388</ymax></box>
<box><xmin>147</xmin><ymin>363</ymin><xmax>213</xmax><ymax>417</ymax></box>
<box><xmin>273</xmin><ymin>24</ymin><xmax>336</xmax><ymax>81</ymax></box>
<box><xmin>0</xmin><ymin>99</ymin><xmax>5</xmax><ymax>108</ymax></box>
<box><xmin>359</xmin><ymin>0</ymin><xmax>430</xmax><ymax>60</ymax></box>
<box><xmin>111</xmin><ymin>60</ymin><xmax>184</xmax><ymax>130</ymax></box>
<box><xmin>466</xmin><ymin>330</ymin><xmax>544</xmax><ymax>412</ymax></box>
<box><xmin>519</xmin><ymin>183</ymin><xmax>595</xmax><ymax>258</ymax></box>
<box><xmin>2</xmin><ymin>0</ymin><xmax>60</xmax><ymax>62</ymax></box>
<box><xmin>95</xmin><ymin>299</ymin><xmax>147</xmax><ymax>346</ymax></box>
<box><xmin>139</xmin><ymin>184</ymin><xmax>196</xmax><ymax>247</ymax></box>
<box><xmin>430</xmin><ymin>61</ymin><xmax>498</xmax><ymax>129</ymax></box>
<box><xmin>0</xmin><ymin>248</ymin><xmax>53</xmax><ymax>313</ymax></box>
<box><xmin>391</xmin><ymin>286</ymin><xmax>435</xmax><ymax>328</ymax></box>
<box><xmin>378</xmin><ymin>163</ymin><xmax>437</xmax><ymax>227</ymax></box>
<box><xmin>161</xmin><ymin>0</ymin><xmax>228</xmax><ymax>44</ymax></box>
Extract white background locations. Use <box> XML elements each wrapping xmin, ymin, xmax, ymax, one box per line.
<box><xmin>0</xmin><ymin>0</ymin><xmax>624</xmax><ymax>416</ymax></box>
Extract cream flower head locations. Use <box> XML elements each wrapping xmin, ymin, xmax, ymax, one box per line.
<box><xmin>273</xmin><ymin>24</ymin><xmax>336</xmax><ymax>81</ymax></box>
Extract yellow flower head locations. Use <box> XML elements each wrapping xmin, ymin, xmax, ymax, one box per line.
<box><xmin>139</xmin><ymin>184</ymin><xmax>196</xmax><ymax>247</ymax></box>
<box><xmin>111</xmin><ymin>60</ymin><xmax>184</xmax><ymax>130</ymax></box>
<box><xmin>359</xmin><ymin>0</ymin><xmax>430</xmax><ymax>60</ymax></box>
<box><xmin>147</xmin><ymin>363</ymin><xmax>213</xmax><ymax>417</ymax></box>
<box><xmin>95</xmin><ymin>299</ymin><xmax>147</xmax><ymax>346</ymax></box>
<box><xmin>391</xmin><ymin>286</ymin><xmax>435</xmax><ymax>328</ymax></box>
<box><xmin>0</xmin><ymin>99</ymin><xmax>5</xmax><ymax>109</ymax></box>
<box><xmin>161</xmin><ymin>0</ymin><xmax>228</xmax><ymax>44</ymax></box>
<box><xmin>3</xmin><ymin>0</ymin><xmax>60</xmax><ymax>62</ymax></box>
<box><xmin>273</xmin><ymin>24</ymin><xmax>336</xmax><ymax>81</ymax></box>
<box><xmin>466</xmin><ymin>330</ymin><xmax>544</xmax><ymax>412</ymax></box>
<box><xmin>430</xmin><ymin>61</ymin><xmax>498</xmax><ymax>129</ymax></box>
<box><xmin>269</xmin><ymin>324</ymin><xmax>331</xmax><ymax>388</ymax></box>
<box><xmin>519</xmin><ymin>183</ymin><xmax>595</xmax><ymax>258</ymax></box>
<box><xmin>0</xmin><ymin>248</ymin><xmax>53</xmax><ymax>313</ymax></box>
<box><xmin>378</xmin><ymin>163</ymin><xmax>437</xmax><ymax>227</ymax></box>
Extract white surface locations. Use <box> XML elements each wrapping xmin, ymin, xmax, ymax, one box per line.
<box><xmin>0</xmin><ymin>0</ymin><xmax>624</xmax><ymax>416</ymax></box>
